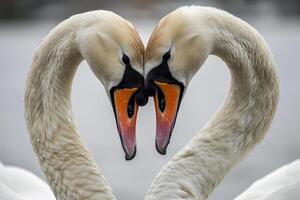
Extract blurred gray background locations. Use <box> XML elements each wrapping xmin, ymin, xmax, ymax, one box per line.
<box><xmin>0</xmin><ymin>0</ymin><xmax>299</xmax><ymax>199</ymax></box>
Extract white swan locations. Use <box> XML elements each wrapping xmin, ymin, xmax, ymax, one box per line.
<box><xmin>235</xmin><ymin>159</ymin><xmax>300</xmax><ymax>200</ymax></box>
<box><xmin>1</xmin><ymin>7</ymin><xmax>298</xmax><ymax>200</ymax></box>
<box><xmin>23</xmin><ymin>10</ymin><xmax>144</xmax><ymax>199</ymax></box>
<box><xmin>0</xmin><ymin>161</ymin><xmax>55</xmax><ymax>200</ymax></box>
<box><xmin>1</xmin><ymin>159</ymin><xmax>298</xmax><ymax>200</ymax></box>
<box><xmin>144</xmin><ymin>6</ymin><xmax>281</xmax><ymax>199</ymax></box>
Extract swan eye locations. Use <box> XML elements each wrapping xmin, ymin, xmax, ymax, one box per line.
<box><xmin>162</xmin><ymin>51</ymin><xmax>171</xmax><ymax>61</ymax></box>
<box><xmin>122</xmin><ymin>54</ymin><xmax>130</xmax><ymax>65</ymax></box>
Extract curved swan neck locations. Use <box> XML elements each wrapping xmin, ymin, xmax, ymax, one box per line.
<box><xmin>209</xmin><ymin>9</ymin><xmax>279</xmax><ymax>148</ymax></box>
<box><xmin>25</xmin><ymin>14</ymin><xmax>115</xmax><ymax>200</ymax></box>
<box><xmin>145</xmin><ymin>8</ymin><xmax>279</xmax><ymax>200</ymax></box>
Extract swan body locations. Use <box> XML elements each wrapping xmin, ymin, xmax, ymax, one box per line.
<box><xmin>145</xmin><ymin>6</ymin><xmax>279</xmax><ymax>199</ymax></box>
<box><xmin>1</xmin><ymin>159</ymin><xmax>299</xmax><ymax>200</ymax></box>
<box><xmin>235</xmin><ymin>159</ymin><xmax>300</xmax><ymax>200</ymax></box>
<box><xmin>0</xmin><ymin>162</ymin><xmax>55</xmax><ymax>200</ymax></box>
<box><xmin>24</xmin><ymin>10</ymin><xmax>144</xmax><ymax>199</ymax></box>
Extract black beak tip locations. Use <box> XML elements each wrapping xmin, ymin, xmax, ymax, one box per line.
<box><xmin>155</xmin><ymin>141</ymin><xmax>167</xmax><ymax>155</ymax></box>
<box><xmin>125</xmin><ymin>146</ymin><xmax>137</xmax><ymax>161</ymax></box>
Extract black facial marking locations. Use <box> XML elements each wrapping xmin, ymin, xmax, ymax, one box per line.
<box><xmin>145</xmin><ymin>51</ymin><xmax>186</xmax><ymax>151</ymax></box>
<box><xmin>145</xmin><ymin>55</ymin><xmax>185</xmax><ymax>115</ymax></box>
<box><xmin>109</xmin><ymin>54</ymin><xmax>147</xmax><ymax>160</ymax></box>
<box><xmin>163</xmin><ymin>51</ymin><xmax>171</xmax><ymax>61</ymax></box>
<box><xmin>146</xmin><ymin>52</ymin><xmax>184</xmax><ymax>89</ymax></box>
<box><xmin>113</xmin><ymin>56</ymin><xmax>144</xmax><ymax>90</ymax></box>
<box><xmin>110</xmin><ymin>54</ymin><xmax>145</xmax><ymax>119</ymax></box>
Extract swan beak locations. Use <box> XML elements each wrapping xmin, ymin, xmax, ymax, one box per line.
<box><xmin>112</xmin><ymin>88</ymin><xmax>139</xmax><ymax>160</ymax></box>
<box><xmin>153</xmin><ymin>81</ymin><xmax>182</xmax><ymax>154</ymax></box>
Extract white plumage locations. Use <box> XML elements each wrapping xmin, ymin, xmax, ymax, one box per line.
<box><xmin>144</xmin><ymin>6</ymin><xmax>299</xmax><ymax>200</ymax></box>
<box><xmin>235</xmin><ymin>160</ymin><xmax>300</xmax><ymax>200</ymax></box>
<box><xmin>0</xmin><ymin>162</ymin><xmax>55</xmax><ymax>200</ymax></box>
<box><xmin>1</xmin><ymin>10</ymin><xmax>144</xmax><ymax>200</ymax></box>
<box><xmin>0</xmin><ymin>6</ymin><xmax>298</xmax><ymax>200</ymax></box>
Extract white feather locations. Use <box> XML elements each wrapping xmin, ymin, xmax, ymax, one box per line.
<box><xmin>0</xmin><ymin>162</ymin><xmax>55</xmax><ymax>200</ymax></box>
<box><xmin>235</xmin><ymin>160</ymin><xmax>300</xmax><ymax>200</ymax></box>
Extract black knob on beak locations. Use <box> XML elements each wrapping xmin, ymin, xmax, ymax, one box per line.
<box><xmin>145</xmin><ymin>81</ymin><xmax>157</xmax><ymax>97</ymax></box>
<box><xmin>136</xmin><ymin>86</ymin><xmax>149</xmax><ymax>106</ymax></box>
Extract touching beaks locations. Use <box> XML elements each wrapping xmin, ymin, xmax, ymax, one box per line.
<box><xmin>153</xmin><ymin>81</ymin><xmax>183</xmax><ymax>154</ymax></box>
<box><xmin>111</xmin><ymin>76</ymin><xmax>183</xmax><ymax>157</ymax></box>
<box><xmin>109</xmin><ymin>51</ymin><xmax>185</xmax><ymax>158</ymax></box>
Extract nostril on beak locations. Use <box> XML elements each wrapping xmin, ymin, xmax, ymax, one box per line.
<box><xmin>136</xmin><ymin>87</ymin><xmax>149</xmax><ymax>106</ymax></box>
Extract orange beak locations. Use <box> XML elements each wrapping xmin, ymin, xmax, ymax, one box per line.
<box><xmin>112</xmin><ymin>88</ymin><xmax>139</xmax><ymax>160</ymax></box>
<box><xmin>153</xmin><ymin>81</ymin><xmax>182</xmax><ymax>154</ymax></box>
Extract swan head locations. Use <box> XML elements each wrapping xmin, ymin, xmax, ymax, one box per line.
<box><xmin>78</xmin><ymin>11</ymin><xmax>147</xmax><ymax>160</ymax></box>
<box><xmin>145</xmin><ymin>7</ymin><xmax>212</xmax><ymax>154</ymax></box>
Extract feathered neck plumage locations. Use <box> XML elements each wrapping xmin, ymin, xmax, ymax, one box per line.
<box><xmin>145</xmin><ymin>7</ymin><xmax>279</xmax><ymax>200</ymax></box>
<box><xmin>25</xmin><ymin>13</ymin><xmax>115</xmax><ymax>200</ymax></box>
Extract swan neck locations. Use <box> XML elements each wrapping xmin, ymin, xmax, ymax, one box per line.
<box><xmin>196</xmin><ymin>13</ymin><xmax>279</xmax><ymax>197</ymax></box>
<box><xmin>189</xmin><ymin>16</ymin><xmax>280</xmax><ymax>196</ymax></box>
<box><xmin>146</xmin><ymin>9</ymin><xmax>279</xmax><ymax>200</ymax></box>
<box><xmin>25</xmin><ymin>17</ymin><xmax>115</xmax><ymax>200</ymax></box>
